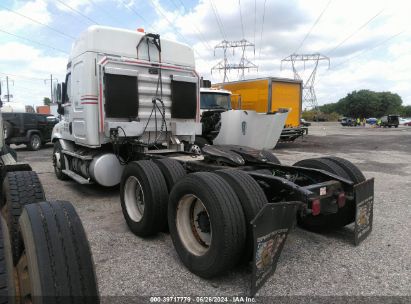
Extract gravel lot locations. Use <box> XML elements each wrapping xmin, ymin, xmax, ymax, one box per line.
<box><xmin>13</xmin><ymin>122</ymin><xmax>411</xmax><ymax>299</ymax></box>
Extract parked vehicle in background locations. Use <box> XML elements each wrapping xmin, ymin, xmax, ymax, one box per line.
<box><xmin>403</xmin><ymin>121</ymin><xmax>411</xmax><ymax>126</ymax></box>
<box><xmin>341</xmin><ymin>117</ymin><xmax>357</xmax><ymax>126</ymax></box>
<box><xmin>381</xmin><ymin>115</ymin><xmax>399</xmax><ymax>128</ymax></box>
<box><xmin>198</xmin><ymin>87</ymin><xmax>288</xmax><ymax>150</ymax></box>
<box><xmin>366</xmin><ymin>117</ymin><xmax>377</xmax><ymax>125</ymax></box>
<box><xmin>3</xmin><ymin>112</ymin><xmax>59</xmax><ymax>150</ymax></box>
<box><xmin>300</xmin><ymin>118</ymin><xmax>311</xmax><ymax>127</ymax></box>
<box><xmin>399</xmin><ymin>117</ymin><xmax>411</xmax><ymax>125</ymax></box>
<box><xmin>215</xmin><ymin>77</ymin><xmax>305</xmax><ymax>141</ymax></box>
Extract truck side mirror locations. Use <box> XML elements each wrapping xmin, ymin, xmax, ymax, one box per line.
<box><xmin>55</xmin><ymin>83</ymin><xmax>62</xmax><ymax>104</ymax></box>
<box><xmin>57</xmin><ymin>82</ymin><xmax>66</xmax><ymax>115</ymax></box>
<box><xmin>62</xmin><ymin>82</ymin><xmax>67</xmax><ymax>103</ymax></box>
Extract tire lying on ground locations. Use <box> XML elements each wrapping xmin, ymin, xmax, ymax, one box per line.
<box><xmin>322</xmin><ymin>156</ymin><xmax>365</xmax><ymax>184</ymax></box>
<box><xmin>215</xmin><ymin>169</ymin><xmax>268</xmax><ymax>262</ymax></box>
<box><xmin>1</xmin><ymin>171</ymin><xmax>45</xmax><ymax>264</ymax></box>
<box><xmin>120</xmin><ymin>160</ymin><xmax>168</xmax><ymax>237</ymax></box>
<box><xmin>0</xmin><ymin>215</ymin><xmax>16</xmax><ymax>304</ymax></box>
<box><xmin>17</xmin><ymin>201</ymin><xmax>99</xmax><ymax>302</ymax></box>
<box><xmin>293</xmin><ymin>158</ymin><xmax>356</xmax><ymax>231</ymax></box>
<box><xmin>168</xmin><ymin>172</ymin><xmax>246</xmax><ymax>278</ymax></box>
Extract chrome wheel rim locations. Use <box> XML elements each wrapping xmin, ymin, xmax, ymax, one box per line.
<box><xmin>124</xmin><ymin>176</ymin><xmax>145</xmax><ymax>222</ymax></box>
<box><xmin>32</xmin><ymin>136</ymin><xmax>40</xmax><ymax>149</ymax></box>
<box><xmin>176</xmin><ymin>194</ymin><xmax>211</xmax><ymax>256</ymax></box>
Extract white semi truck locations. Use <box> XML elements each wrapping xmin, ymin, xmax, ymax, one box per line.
<box><xmin>52</xmin><ymin>26</ymin><xmax>374</xmax><ymax>295</ymax></box>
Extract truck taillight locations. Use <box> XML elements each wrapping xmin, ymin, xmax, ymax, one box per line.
<box><xmin>137</xmin><ymin>28</ymin><xmax>145</xmax><ymax>33</ymax></box>
<box><xmin>337</xmin><ymin>192</ymin><xmax>346</xmax><ymax>208</ymax></box>
<box><xmin>311</xmin><ymin>199</ymin><xmax>321</xmax><ymax>216</ymax></box>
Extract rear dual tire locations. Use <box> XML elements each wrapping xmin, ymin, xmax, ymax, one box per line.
<box><xmin>168</xmin><ymin>172</ymin><xmax>247</xmax><ymax>278</ymax></box>
<box><xmin>294</xmin><ymin>157</ymin><xmax>365</xmax><ymax>231</ymax></box>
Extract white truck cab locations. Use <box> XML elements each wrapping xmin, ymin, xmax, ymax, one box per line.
<box><xmin>53</xmin><ymin>26</ymin><xmax>202</xmax><ymax>186</ymax></box>
<box><xmin>199</xmin><ymin>87</ymin><xmax>232</xmax><ymax>114</ymax></box>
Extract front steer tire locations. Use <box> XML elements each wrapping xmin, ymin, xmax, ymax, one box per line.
<box><xmin>2</xmin><ymin>171</ymin><xmax>46</xmax><ymax>264</ymax></box>
<box><xmin>120</xmin><ymin>161</ymin><xmax>168</xmax><ymax>237</ymax></box>
<box><xmin>18</xmin><ymin>201</ymin><xmax>99</xmax><ymax>302</ymax></box>
<box><xmin>53</xmin><ymin>141</ymin><xmax>69</xmax><ymax>180</ymax></box>
<box><xmin>168</xmin><ymin>172</ymin><xmax>246</xmax><ymax>278</ymax></box>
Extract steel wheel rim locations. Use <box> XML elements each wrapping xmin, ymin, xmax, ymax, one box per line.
<box><xmin>190</xmin><ymin>145</ymin><xmax>202</xmax><ymax>155</ymax></box>
<box><xmin>176</xmin><ymin>194</ymin><xmax>212</xmax><ymax>256</ymax></box>
<box><xmin>16</xmin><ymin>252</ymin><xmax>32</xmax><ymax>303</ymax></box>
<box><xmin>32</xmin><ymin>136</ymin><xmax>40</xmax><ymax>149</ymax></box>
<box><xmin>124</xmin><ymin>176</ymin><xmax>145</xmax><ymax>222</ymax></box>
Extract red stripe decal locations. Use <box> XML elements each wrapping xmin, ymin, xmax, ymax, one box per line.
<box><xmin>81</xmin><ymin>94</ymin><xmax>98</xmax><ymax>97</ymax></box>
<box><xmin>99</xmin><ymin>82</ymin><xmax>104</xmax><ymax>131</ymax></box>
<box><xmin>81</xmin><ymin>102</ymin><xmax>98</xmax><ymax>105</ymax></box>
<box><xmin>81</xmin><ymin>97</ymin><xmax>98</xmax><ymax>101</ymax></box>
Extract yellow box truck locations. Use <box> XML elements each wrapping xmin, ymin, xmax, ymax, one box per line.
<box><xmin>215</xmin><ymin>77</ymin><xmax>306</xmax><ymax>141</ymax></box>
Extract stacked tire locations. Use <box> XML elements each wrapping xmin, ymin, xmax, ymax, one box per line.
<box><xmin>0</xmin><ymin>171</ymin><xmax>99</xmax><ymax>303</ymax></box>
<box><xmin>120</xmin><ymin>159</ymin><xmax>268</xmax><ymax>278</ymax></box>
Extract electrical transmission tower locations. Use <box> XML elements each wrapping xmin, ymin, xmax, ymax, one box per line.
<box><xmin>281</xmin><ymin>53</ymin><xmax>330</xmax><ymax>110</ymax></box>
<box><xmin>211</xmin><ymin>39</ymin><xmax>258</xmax><ymax>82</ymax></box>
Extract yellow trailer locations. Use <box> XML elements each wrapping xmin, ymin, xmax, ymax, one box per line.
<box><xmin>215</xmin><ymin>77</ymin><xmax>306</xmax><ymax>141</ymax></box>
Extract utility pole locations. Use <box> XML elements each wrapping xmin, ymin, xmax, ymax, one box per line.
<box><xmin>6</xmin><ymin>76</ymin><xmax>9</xmax><ymax>102</ymax></box>
<box><xmin>44</xmin><ymin>74</ymin><xmax>58</xmax><ymax>103</ymax></box>
<box><xmin>211</xmin><ymin>39</ymin><xmax>258</xmax><ymax>82</ymax></box>
<box><xmin>3</xmin><ymin>76</ymin><xmax>14</xmax><ymax>102</ymax></box>
<box><xmin>281</xmin><ymin>53</ymin><xmax>330</xmax><ymax>110</ymax></box>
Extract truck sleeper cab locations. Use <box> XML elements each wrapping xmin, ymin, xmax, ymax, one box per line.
<box><xmin>52</xmin><ymin>26</ymin><xmax>202</xmax><ymax>186</ymax></box>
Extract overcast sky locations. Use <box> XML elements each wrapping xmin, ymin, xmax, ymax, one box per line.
<box><xmin>0</xmin><ymin>0</ymin><xmax>410</xmax><ymax>108</ymax></box>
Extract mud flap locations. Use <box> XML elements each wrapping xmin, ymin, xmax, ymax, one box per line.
<box><xmin>354</xmin><ymin>178</ymin><xmax>374</xmax><ymax>245</ymax></box>
<box><xmin>250</xmin><ymin>201</ymin><xmax>301</xmax><ymax>296</ymax></box>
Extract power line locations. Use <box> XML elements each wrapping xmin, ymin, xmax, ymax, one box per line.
<box><xmin>210</xmin><ymin>0</ymin><xmax>227</xmax><ymax>41</ymax></box>
<box><xmin>118</xmin><ymin>0</ymin><xmax>157</xmax><ymax>32</ymax></box>
<box><xmin>86</xmin><ymin>0</ymin><xmax>129</xmax><ymax>28</ymax></box>
<box><xmin>169</xmin><ymin>0</ymin><xmax>213</xmax><ymax>51</ymax></box>
<box><xmin>0</xmin><ymin>28</ymin><xmax>69</xmax><ymax>54</ymax></box>
<box><xmin>327</xmin><ymin>9</ymin><xmax>384</xmax><ymax>55</ymax></box>
<box><xmin>331</xmin><ymin>30</ymin><xmax>406</xmax><ymax>70</ymax></box>
<box><xmin>238</xmin><ymin>0</ymin><xmax>245</xmax><ymax>39</ymax></box>
<box><xmin>55</xmin><ymin>0</ymin><xmax>99</xmax><ymax>25</ymax></box>
<box><xmin>0</xmin><ymin>3</ymin><xmax>75</xmax><ymax>40</ymax></box>
<box><xmin>294</xmin><ymin>0</ymin><xmax>332</xmax><ymax>53</ymax></box>
<box><xmin>146</xmin><ymin>0</ymin><xmax>203</xmax><ymax>58</ymax></box>
<box><xmin>0</xmin><ymin>72</ymin><xmax>45</xmax><ymax>81</ymax></box>
<box><xmin>258</xmin><ymin>0</ymin><xmax>268</xmax><ymax>62</ymax></box>
<box><xmin>253</xmin><ymin>0</ymin><xmax>257</xmax><ymax>46</ymax></box>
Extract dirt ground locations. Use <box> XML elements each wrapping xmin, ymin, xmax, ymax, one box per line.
<box><xmin>14</xmin><ymin>122</ymin><xmax>411</xmax><ymax>300</ymax></box>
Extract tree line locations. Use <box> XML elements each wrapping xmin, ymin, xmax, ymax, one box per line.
<box><xmin>319</xmin><ymin>90</ymin><xmax>411</xmax><ymax>118</ymax></box>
